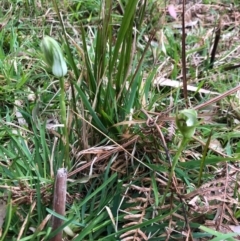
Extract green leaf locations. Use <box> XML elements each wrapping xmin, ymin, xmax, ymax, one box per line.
<box><xmin>110</xmin><ymin>0</ymin><xmax>138</xmax><ymax>72</ymax></box>
<box><xmin>73</xmin><ymin>81</ymin><xmax>108</xmax><ymax>133</ymax></box>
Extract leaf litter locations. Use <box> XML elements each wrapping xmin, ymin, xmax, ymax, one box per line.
<box><xmin>1</xmin><ymin>0</ymin><xmax>240</xmax><ymax>240</ymax></box>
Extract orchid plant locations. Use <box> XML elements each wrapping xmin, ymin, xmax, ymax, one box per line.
<box><xmin>41</xmin><ymin>36</ymin><xmax>70</xmax><ymax>168</ymax></box>
<box><xmin>161</xmin><ymin>109</ymin><xmax>198</xmax><ymax>205</ymax></box>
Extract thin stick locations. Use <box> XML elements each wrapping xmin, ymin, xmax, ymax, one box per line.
<box><xmin>51</xmin><ymin>168</ymin><xmax>67</xmax><ymax>241</ymax></box>
<box><xmin>194</xmin><ymin>84</ymin><xmax>240</xmax><ymax>110</ymax></box>
<box><xmin>182</xmin><ymin>0</ymin><xmax>188</xmax><ymax>108</ymax></box>
<box><xmin>209</xmin><ymin>19</ymin><xmax>221</xmax><ymax>69</ymax></box>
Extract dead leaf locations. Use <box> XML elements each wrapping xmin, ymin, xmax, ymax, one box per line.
<box><xmin>154</xmin><ymin>78</ymin><xmax>220</xmax><ymax>95</ymax></box>
<box><xmin>0</xmin><ymin>196</ymin><xmax>7</xmax><ymax>236</ymax></box>
<box><xmin>229</xmin><ymin>225</ymin><xmax>240</xmax><ymax>234</ymax></box>
<box><xmin>168</xmin><ymin>4</ymin><xmax>177</xmax><ymax>20</ymax></box>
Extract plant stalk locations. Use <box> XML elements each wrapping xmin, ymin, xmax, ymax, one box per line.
<box><xmin>161</xmin><ymin>137</ymin><xmax>189</xmax><ymax>206</ymax></box>
<box><xmin>59</xmin><ymin>76</ymin><xmax>70</xmax><ymax>168</ymax></box>
<box><xmin>51</xmin><ymin>168</ymin><xmax>67</xmax><ymax>241</ymax></box>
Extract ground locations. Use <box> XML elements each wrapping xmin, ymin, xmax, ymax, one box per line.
<box><xmin>0</xmin><ymin>0</ymin><xmax>240</xmax><ymax>240</ymax></box>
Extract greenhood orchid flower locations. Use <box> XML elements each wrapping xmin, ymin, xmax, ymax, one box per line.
<box><xmin>176</xmin><ymin>109</ymin><xmax>198</xmax><ymax>139</ymax></box>
<box><xmin>41</xmin><ymin>36</ymin><xmax>67</xmax><ymax>77</ymax></box>
<box><xmin>161</xmin><ymin>109</ymin><xmax>198</xmax><ymax>206</ymax></box>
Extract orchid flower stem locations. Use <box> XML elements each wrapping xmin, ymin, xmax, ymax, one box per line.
<box><xmin>59</xmin><ymin>76</ymin><xmax>70</xmax><ymax>169</ymax></box>
<box><xmin>161</xmin><ymin>137</ymin><xmax>189</xmax><ymax>206</ymax></box>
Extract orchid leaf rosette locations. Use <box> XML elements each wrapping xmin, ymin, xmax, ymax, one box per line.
<box><xmin>41</xmin><ymin>36</ymin><xmax>67</xmax><ymax>77</ymax></box>
<box><xmin>176</xmin><ymin>109</ymin><xmax>198</xmax><ymax>139</ymax></box>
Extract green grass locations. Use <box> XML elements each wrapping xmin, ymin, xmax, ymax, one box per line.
<box><xmin>0</xmin><ymin>0</ymin><xmax>240</xmax><ymax>240</ymax></box>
